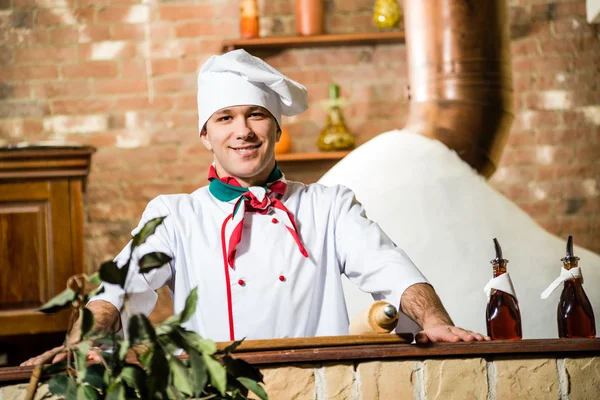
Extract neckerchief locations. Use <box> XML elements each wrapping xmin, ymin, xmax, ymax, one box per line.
<box><xmin>208</xmin><ymin>164</ymin><xmax>309</xmax><ymax>268</ymax></box>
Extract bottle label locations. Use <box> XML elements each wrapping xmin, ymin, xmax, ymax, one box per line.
<box><xmin>484</xmin><ymin>272</ymin><xmax>517</xmax><ymax>301</ymax></box>
<box><xmin>540</xmin><ymin>266</ymin><xmax>583</xmax><ymax>299</ymax></box>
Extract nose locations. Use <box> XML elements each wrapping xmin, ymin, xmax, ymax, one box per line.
<box><xmin>234</xmin><ymin>117</ymin><xmax>254</xmax><ymax>140</ymax></box>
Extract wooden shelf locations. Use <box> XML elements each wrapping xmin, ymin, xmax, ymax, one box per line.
<box><xmin>222</xmin><ymin>31</ymin><xmax>405</xmax><ymax>52</ymax></box>
<box><xmin>276</xmin><ymin>151</ymin><xmax>350</xmax><ymax>162</ymax></box>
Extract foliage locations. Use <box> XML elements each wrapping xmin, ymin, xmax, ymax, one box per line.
<box><xmin>37</xmin><ymin>217</ymin><xmax>268</xmax><ymax>400</ymax></box>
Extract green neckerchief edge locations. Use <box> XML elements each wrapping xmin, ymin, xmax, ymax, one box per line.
<box><xmin>209</xmin><ymin>162</ymin><xmax>283</xmax><ymax>203</ymax></box>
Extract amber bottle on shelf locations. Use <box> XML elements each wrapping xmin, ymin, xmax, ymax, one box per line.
<box><xmin>240</xmin><ymin>0</ymin><xmax>259</xmax><ymax>39</ymax></box>
<box><xmin>316</xmin><ymin>84</ymin><xmax>355</xmax><ymax>151</ymax></box>
<box><xmin>557</xmin><ymin>236</ymin><xmax>596</xmax><ymax>338</ymax></box>
<box><xmin>486</xmin><ymin>238</ymin><xmax>523</xmax><ymax>340</ymax></box>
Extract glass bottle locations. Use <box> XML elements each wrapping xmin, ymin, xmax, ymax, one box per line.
<box><xmin>317</xmin><ymin>84</ymin><xmax>355</xmax><ymax>152</ymax></box>
<box><xmin>240</xmin><ymin>0</ymin><xmax>259</xmax><ymax>39</ymax></box>
<box><xmin>373</xmin><ymin>0</ymin><xmax>402</xmax><ymax>30</ymax></box>
<box><xmin>486</xmin><ymin>238</ymin><xmax>522</xmax><ymax>340</ymax></box>
<box><xmin>557</xmin><ymin>235</ymin><xmax>596</xmax><ymax>338</ymax></box>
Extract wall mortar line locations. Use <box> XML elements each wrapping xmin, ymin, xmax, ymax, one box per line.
<box><xmin>557</xmin><ymin>358</ymin><xmax>570</xmax><ymax>400</ymax></box>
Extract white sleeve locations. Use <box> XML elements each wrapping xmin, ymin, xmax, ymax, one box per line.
<box><xmin>89</xmin><ymin>196</ymin><xmax>175</xmax><ymax>332</ymax></box>
<box><xmin>333</xmin><ymin>185</ymin><xmax>429</xmax><ymax>310</ymax></box>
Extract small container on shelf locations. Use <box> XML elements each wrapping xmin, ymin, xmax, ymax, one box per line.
<box><xmin>317</xmin><ymin>83</ymin><xmax>355</xmax><ymax>152</ymax></box>
<box><xmin>296</xmin><ymin>0</ymin><xmax>325</xmax><ymax>36</ymax></box>
<box><xmin>240</xmin><ymin>0</ymin><xmax>260</xmax><ymax>40</ymax></box>
<box><xmin>373</xmin><ymin>0</ymin><xmax>402</xmax><ymax>30</ymax></box>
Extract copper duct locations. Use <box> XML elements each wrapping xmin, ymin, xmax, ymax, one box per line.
<box><xmin>403</xmin><ymin>0</ymin><xmax>514</xmax><ymax>178</ymax></box>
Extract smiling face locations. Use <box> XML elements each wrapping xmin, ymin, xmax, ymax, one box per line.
<box><xmin>200</xmin><ymin>105</ymin><xmax>281</xmax><ymax>187</ymax></box>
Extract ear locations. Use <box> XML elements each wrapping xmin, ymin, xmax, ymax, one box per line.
<box><xmin>275</xmin><ymin>127</ymin><xmax>282</xmax><ymax>143</ymax></box>
<box><xmin>200</xmin><ymin>127</ymin><xmax>213</xmax><ymax>151</ymax></box>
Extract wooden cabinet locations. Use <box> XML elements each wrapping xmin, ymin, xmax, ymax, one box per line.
<box><xmin>0</xmin><ymin>145</ymin><xmax>94</xmax><ymax>364</ymax></box>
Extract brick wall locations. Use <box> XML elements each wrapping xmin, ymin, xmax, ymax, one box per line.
<box><xmin>0</xmin><ymin>0</ymin><xmax>598</xmax><ymax>278</ymax></box>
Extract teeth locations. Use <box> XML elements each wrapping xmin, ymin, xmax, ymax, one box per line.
<box><xmin>233</xmin><ymin>144</ymin><xmax>260</xmax><ymax>151</ymax></box>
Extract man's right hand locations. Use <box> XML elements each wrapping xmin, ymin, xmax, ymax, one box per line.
<box><xmin>20</xmin><ymin>345</ymin><xmax>102</xmax><ymax>367</ymax></box>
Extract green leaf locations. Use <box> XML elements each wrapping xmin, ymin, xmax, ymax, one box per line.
<box><xmin>139</xmin><ymin>252</ymin><xmax>172</xmax><ymax>273</ymax></box>
<box><xmin>106</xmin><ymin>382</ymin><xmax>126</xmax><ymax>400</ymax></box>
<box><xmin>66</xmin><ymin>378</ymin><xmax>78</xmax><ymax>399</ymax></box>
<box><xmin>87</xmin><ymin>272</ymin><xmax>102</xmax><ymax>285</ymax></box>
<box><xmin>75</xmin><ymin>342</ymin><xmax>91</xmax><ymax>383</ymax></box>
<box><xmin>180</xmin><ymin>288</ymin><xmax>198</xmax><ymax>324</ymax></box>
<box><xmin>222</xmin><ymin>339</ymin><xmax>244</xmax><ymax>354</ymax></box>
<box><xmin>203</xmin><ymin>353</ymin><xmax>226</xmax><ymax>396</ymax></box>
<box><xmin>182</xmin><ymin>331</ymin><xmax>217</xmax><ymax>355</ymax></box>
<box><xmin>80</xmin><ymin>308</ymin><xmax>95</xmax><ymax>340</ymax></box>
<box><xmin>128</xmin><ymin>314</ymin><xmax>157</xmax><ymax>344</ymax></box>
<box><xmin>99</xmin><ymin>260</ymin><xmax>125</xmax><ymax>288</ymax></box>
<box><xmin>238</xmin><ymin>377</ymin><xmax>268</xmax><ymax>400</ymax></box>
<box><xmin>223</xmin><ymin>355</ymin><xmax>263</xmax><ymax>383</ymax></box>
<box><xmin>84</xmin><ymin>363</ymin><xmax>106</xmax><ymax>389</ymax></box>
<box><xmin>188</xmin><ymin>348</ymin><xmax>208</xmax><ymax>396</ymax></box>
<box><xmin>39</xmin><ymin>288</ymin><xmax>77</xmax><ymax>314</ymax></box>
<box><xmin>120</xmin><ymin>365</ymin><xmax>148</xmax><ymax>399</ymax></box>
<box><xmin>78</xmin><ymin>385</ymin><xmax>100</xmax><ymax>400</ymax></box>
<box><xmin>132</xmin><ymin>217</ymin><xmax>166</xmax><ymax>249</ymax></box>
<box><xmin>43</xmin><ymin>360</ymin><xmax>67</xmax><ymax>376</ymax></box>
<box><xmin>94</xmin><ymin>335</ymin><xmax>116</xmax><ymax>346</ymax></box>
<box><xmin>148</xmin><ymin>346</ymin><xmax>169</xmax><ymax>395</ymax></box>
<box><xmin>48</xmin><ymin>374</ymin><xmax>69</xmax><ymax>395</ymax></box>
<box><xmin>169</xmin><ymin>357</ymin><xmax>193</xmax><ymax>395</ymax></box>
<box><xmin>118</xmin><ymin>339</ymin><xmax>130</xmax><ymax>361</ymax></box>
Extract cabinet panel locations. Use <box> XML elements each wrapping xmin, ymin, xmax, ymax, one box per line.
<box><xmin>0</xmin><ymin>202</ymin><xmax>49</xmax><ymax>309</ymax></box>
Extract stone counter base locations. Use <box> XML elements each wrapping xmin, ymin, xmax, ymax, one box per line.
<box><xmin>2</xmin><ymin>356</ymin><xmax>598</xmax><ymax>399</ymax></box>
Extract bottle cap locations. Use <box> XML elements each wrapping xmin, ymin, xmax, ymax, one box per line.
<box><xmin>329</xmin><ymin>83</ymin><xmax>340</xmax><ymax>100</ymax></box>
<box><xmin>490</xmin><ymin>238</ymin><xmax>509</xmax><ymax>265</ymax></box>
<box><xmin>561</xmin><ymin>235</ymin><xmax>580</xmax><ymax>265</ymax></box>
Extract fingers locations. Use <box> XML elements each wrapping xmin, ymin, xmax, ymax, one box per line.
<box><xmin>52</xmin><ymin>352</ymin><xmax>68</xmax><ymax>364</ymax></box>
<box><xmin>20</xmin><ymin>346</ymin><xmax>66</xmax><ymax>367</ymax></box>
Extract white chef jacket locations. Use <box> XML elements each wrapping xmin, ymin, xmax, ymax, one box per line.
<box><xmin>90</xmin><ymin>180</ymin><xmax>428</xmax><ymax>342</ymax></box>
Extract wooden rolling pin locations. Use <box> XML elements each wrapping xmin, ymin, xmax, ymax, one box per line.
<box><xmin>349</xmin><ymin>301</ymin><xmax>399</xmax><ymax>334</ymax></box>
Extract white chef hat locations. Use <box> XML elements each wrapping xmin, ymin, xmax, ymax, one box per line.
<box><xmin>197</xmin><ymin>49</ymin><xmax>308</xmax><ymax>132</ymax></box>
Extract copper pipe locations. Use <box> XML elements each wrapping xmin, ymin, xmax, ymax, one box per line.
<box><xmin>403</xmin><ymin>0</ymin><xmax>514</xmax><ymax>178</ymax></box>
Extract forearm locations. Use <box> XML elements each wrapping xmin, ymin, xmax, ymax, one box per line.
<box><xmin>67</xmin><ymin>300</ymin><xmax>121</xmax><ymax>344</ymax></box>
<box><xmin>400</xmin><ymin>283</ymin><xmax>454</xmax><ymax>329</ymax></box>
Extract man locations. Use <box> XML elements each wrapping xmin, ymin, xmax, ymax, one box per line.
<box><xmin>22</xmin><ymin>50</ymin><xmax>486</xmax><ymax>366</ymax></box>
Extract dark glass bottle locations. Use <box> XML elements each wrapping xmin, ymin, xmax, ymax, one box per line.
<box><xmin>557</xmin><ymin>236</ymin><xmax>596</xmax><ymax>338</ymax></box>
<box><xmin>486</xmin><ymin>238</ymin><xmax>523</xmax><ymax>340</ymax></box>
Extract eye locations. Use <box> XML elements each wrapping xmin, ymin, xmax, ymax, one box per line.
<box><xmin>217</xmin><ymin>116</ymin><xmax>232</xmax><ymax>122</ymax></box>
<box><xmin>250</xmin><ymin>112</ymin><xmax>266</xmax><ymax>119</ymax></box>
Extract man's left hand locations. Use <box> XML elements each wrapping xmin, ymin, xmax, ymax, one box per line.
<box><xmin>415</xmin><ymin>325</ymin><xmax>490</xmax><ymax>343</ymax></box>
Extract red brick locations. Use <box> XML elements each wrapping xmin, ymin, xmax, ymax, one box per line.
<box><xmin>120</xmin><ymin>60</ymin><xmax>147</xmax><ymax>78</ymax></box>
<box><xmin>530</xmin><ymin>2</ymin><xmax>587</xmax><ymax>22</ymax></box>
<box><xmin>519</xmin><ymin>200</ymin><xmax>554</xmax><ymax>216</ymax></box>
<box><xmin>179</xmin><ymin>58</ymin><xmax>204</xmax><ymax>74</ymax></box>
<box><xmin>89</xmin><ymin>148</ymin><xmax>125</xmax><ymax>170</ymax></box>
<box><xmin>173</xmin><ymin>94</ymin><xmax>197</xmax><ymax>111</ymax></box>
<box><xmin>36</xmin><ymin>8</ymin><xmax>94</xmax><ymax>26</ymax></box>
<box><xmin>159</xmin><ymin>162</ymin><xmax>208</xmax><ymax>182</ymax></box>
<box><xmin>51</xmin><ymin>98</ymin><xmax>113</xmax><ymax>115</ymax></box>
<box><xmin>159</xmin><ymin>4</ymin><xmax>214</xmax><ymax>20</ymax></box>
<box><xmin>515</xmin><ymin>110</ymin><xmax>560</xmax><ymax>129</ymax></box>
<box><xmin>511</xmin><ymin>38</ymin><xmax>540</xmax><ymax>56</ymax></box>
<box><xmin>110</xmin><ymin>22</ymin><xmax>173</xmax><ymax>42</ymax></box>
<box><xmin>512</xmin><ymin>56</ymin><xmax>572</xmax><ymax>74</ymax></box>
<box><xmin>573</xmin><ymin>54</ymin><xmax>600</xmax><ymax>71</ymax></box>
<box><xmin>61</xmin><ymin>61</ymin><xmax>118</xmax><ymax>78</ymax></box>
<box><xmin>123</xmin><ymin>145</ymin><xmax>180</xmax><ymax>165</ymax></box>
<box><xmin>93</xmin><ymin>79</ymin><xmax>148</xmax><ymax>95</ymax></box>
<box><xmin>78</xmin><ymin>41</ymin><xmax>136</xmax><ymax>61</ymax></box>
<box><xmin>553</xmin><ymin>18</ymin><xmax>596</xmax><ymax>37</ymax></box>
<box><xmin>540</xmin><ymin>37</ymin><xmax>598</xmax><ymax>55</ymax></box>
<box><xmin>575</xmin><ymin>144</ymin><xmax>600</xmax><ymax>162</ymax></box>
<box><xmin>285</xmin><ymin>69</ymin><xmax>332</xmax><ymax>85</ymax></box>
<box><xmin>88</xmin><ymin>200</ymin><xmax>147</xmax><ymax>223</ymax></box>
<box><xmin>33</xmin><ymin>81</ymin><xmax>91</xmax><ymax>99</ymax></box>
<box><xmin>535</xmin><ymin>128</ymin><xmax>588</xmax><ymax>145</ymax></box>
<box><xmin>97</xmin><ymin>5</ymin><xmax>150</xmax><ymax>24</ymax></box>
<box><xmin>50</xmin><ymin>25</ymin><xmax>111</xmax><ymax>44</ymax></box>
<box><xmin>153</xmin><ymin>76</ymin><xmax>195</xmax><ymax>94</ymax></box>
<box><xmin>535</xmin><ymin>70</ymin><xmax>597</xmax><ymax>91</ymax></box>
<box><xmin>332</xmin><ymin>0</ymin><xmax>373</xmax><ymax>13</ymax></box>
<box><xmin>0</xmin><ymin>65</ymin><xmax>58</xmax><ymax>81</ymax></box>
<box><xmin>85</xmin><ymin>185</ymin><xmax>123</xmax><ymax>204</ymax></box>
<box><xmin>175</xmin><ymin>21</ymin><xmax>234</xmax><ymax>37</ymax></box>
<box><xmin>0</xmin><ymin>118</ymin><xmax>43</xmax><ymax>137</ymax></box>
<box><xmin>113</xmin><ymin>95</ymin><xmax>174</xmax><ymax>111</ymax></box>
<box><xmin>506</xmin><ymin>130</ymin><xmax>535</xmax><ymax>146</ymax></box>
<box><xmin>123</xmin><ymin>182</ymin><xmax>183</xmax><ymax>201</ymax></box>
<box><xmin>14</xmin><ymin>46</ymin><xmax>77</xmax><ymax>64</ymax></box>
<box><xmin>151</xmin><ymin>59</ymin><xmax>179</xmax><ymax>76</ymax></box>
<box><xmin>0</xmin><ymin>83</ymin><xmax>30</xmax><ymax>100</ymax></box>
<box><xmin>15</xmin><ymin>0</ymin><xmax>76</xmax><ymax>8</ymax></box>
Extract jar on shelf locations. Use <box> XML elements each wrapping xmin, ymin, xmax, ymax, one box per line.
<box><xmin>317</xmin><ymin>84</ymin><xmax>355</xmax><ymax>152</ymax></box>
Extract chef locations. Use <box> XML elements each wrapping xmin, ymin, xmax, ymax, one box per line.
<box><xmin>22</xmin><ymin>50</ymin><xmax>486</xmax><ymax>366</ymax></box>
